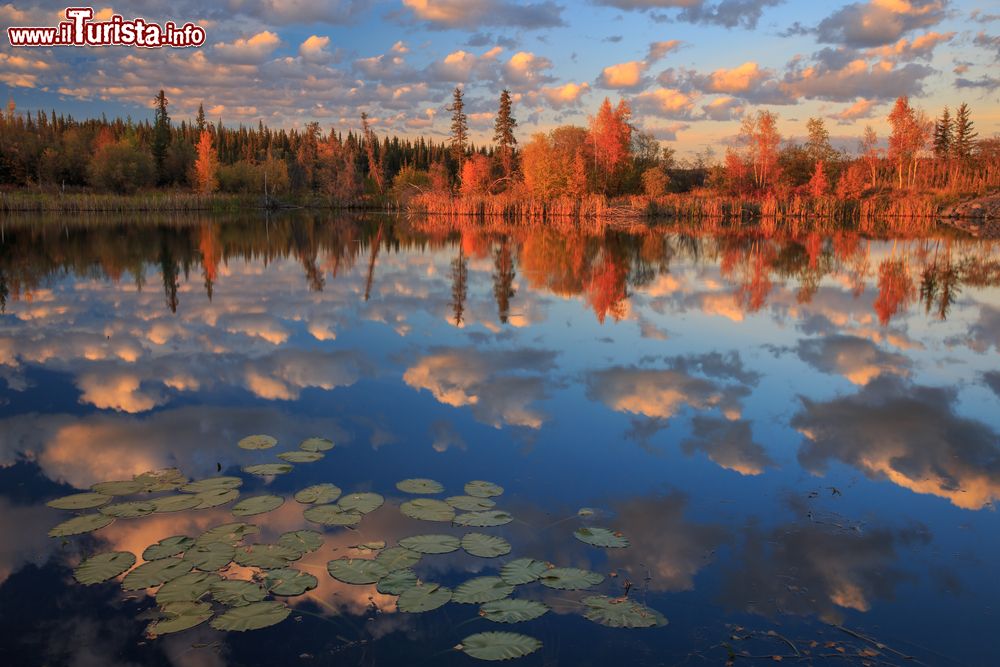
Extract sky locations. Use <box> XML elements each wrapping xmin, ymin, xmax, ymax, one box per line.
<box><xmin>0</xmin><ymin>0</ymin><xmax>998</xmax><ymax>156</ymax></box>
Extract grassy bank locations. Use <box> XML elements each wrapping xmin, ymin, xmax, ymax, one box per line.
<box><xmin>0</xmin><ymin>190</ymin><xmax>263</xmax><ymax>213</ymax></box>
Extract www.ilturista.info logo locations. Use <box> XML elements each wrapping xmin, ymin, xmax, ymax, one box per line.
<box><xmin>7</xmin><ymin>7</ymin><xmax>206</xmax><ymax>48</ymax></box>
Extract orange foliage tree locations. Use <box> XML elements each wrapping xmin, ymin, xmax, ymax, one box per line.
<box><xmin>887</xmin><ymin>96</ymin><xmax>929</xmax><ymax>189</ymax></box>
<box><xmin>460</xmin><ymin>153</ymin><xmax>492</xmax><ymax>196</ymax></box>
<box><xmin>589</xmin><ymin>97</ymin><xmax>632</xmax><ymax>194</ymax></box>
<box><xmin>192</xmin><ymin>130</ymin><xmax>218</xmax><ymax>194</ymax></box>
<box><xmin>740</xmin><ymin>110</ymin><xmax>781</xmax><ymax>192</ymax></box>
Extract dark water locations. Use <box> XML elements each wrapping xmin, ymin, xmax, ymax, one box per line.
<box><xmin>0</xmin><ymin>214</ymin><xmax>998</xmax><ymax>666</ymax></box>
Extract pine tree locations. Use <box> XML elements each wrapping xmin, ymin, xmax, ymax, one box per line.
<box><xmin>152</xmin><ymin>89</ymin><xmax>171</xmax><ymax>184</ymax></box>
<box><xmin>952</xmin><ymin>102</ymin><xmax>977</xmax><ymax>160</ymax></box>
<box><xmin>932</xmin><ymin>107</ymin><xmax>952</xmax><ymax>159</ymax></box>
<box><xmin>195</xmin><ymin>103</ymin><xmax>206</xmax><ymax>132</ymax></box>
<box><xmin>493</xmin><ymin>89</ymin><xmax>517</xmax><ymax>179</ymax></box>
<box><xmin>447</xmin><ymin>86</ymin><xmax>468</xmax><ymax>170</ymax></box>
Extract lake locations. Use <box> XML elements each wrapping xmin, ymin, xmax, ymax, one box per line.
<box><xmin>0</xmin><ymin>213</ymin><xmax>998</xmax><ymax>666</ymax></box>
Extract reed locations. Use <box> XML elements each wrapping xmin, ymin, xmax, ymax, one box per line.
<box><xmin>0</xmin><ymin>190</ymin><xmax>257</xmax><ymax>213</ymax></box>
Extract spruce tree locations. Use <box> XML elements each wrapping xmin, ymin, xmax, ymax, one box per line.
<box><xmin>953</xmin><ymin>102</ymin><xmax>977</xmax><ymax>160</ymax></box>
<box><xmin>196</xmin><ymin>103</ymin><xmax>206</xmax><ymax>132</ymax></box>
<box><xmin>152</xmin><ymin>90</ymin><xmax>171</xmax><ymax>184</ymax></box>
<box><xmin>447</xmin><ymin>86</ymin><xmax>468</xmax><ymax>170</ymax></box>
<box><xmin>932</xmin><ymin>107</ymin><xmax>952</xmax><ymax>159</ymax></box>
<box><xmin>493</xmin><ymin>89</ymin><xmax>517</xmax><ymax>178</ymax></box>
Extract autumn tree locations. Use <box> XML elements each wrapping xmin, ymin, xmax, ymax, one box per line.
<box><xmin>88</xmin><ymin>140</ymin><xmax>155</xmax><ymax>193</ymax></box>
<box><xmin>887</xmin><ymin>96</ymin><xmax>928</xmax><ymax>189</ymax></box>
<box><xmin>493</xmin><ymin>89</ymin><xmax>517</xmax><ymax>179</ymax></box>
<box><xmin>805</xmin><ymin>117</ymin><xmax>836</xmax><ymax>166</ymax></box>
<box><xmin>460</xmin><ymin>153</ymin><xmax>492</xmax><ymax>196</ymax></box>
<box><xmin>740</xmin><ymin>110</ymin><xmax>781</xmax><ymax>191</ymax></box>
<box><xmin>151</xmin><ymin>89</ymin><xmax>171</xmax><ymax>184</ymax></box>
<box><xmin>952</xmin><ymin>102</ymin><xmax>977</xmax><ymax>161</ymax></box>
<box><xmin>448</xmin><ymin>86</ymin><xmax>468</xmax><ymax>170</ymax></box>
<box><xmin>589</xmin><ymin>97</ymin><xmax>632</xmax><ymax>194</ymax></box>
<box><xmin>521</xmin><ymin>126</ymin><xmax>592</xmax><ymax>199</ymax></box>
<box><xmin>860</xmin><ymin>125</ymin><xmax>880</xmax><ymax>189</ymax></box>
<box><xmin>808</xmin><ymin>160</ymin><xmax>828</xmax><ymax>198</ymax></box>
<box><xmin>192</xmin><ymin>129</ymin><xmax>218</xmax><ymax>194</ymax></box>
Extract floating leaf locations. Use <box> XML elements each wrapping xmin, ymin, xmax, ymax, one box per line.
<box><xmin>299</xmin><ymin>437</ymin><xmax>334</xmax><ymax>452</ymax></box>
<box><xmin>238</xmin><ymin>434</ymin><xmax>277</xmax><ymax>450</ymax></box>
<box><xmin>91</xmin><ymin>479</ymin><xmax>146</xmax><ymax>496</ymax></box>
<box><xmin>74</xmin><ymin>551</ymin><xmax>136</xmax><ymax>585</ymax></box>
<box><xmin>397</xmin><ymin>583</ymin><xmax>451</xmax><ymax>613</ymax></box>
<box><xmin>573</xmin><ymin>527</ymin><xmax>629</xmax><ymax>549</ymax></box>
<box><xmin>143</xmin><ymin>536</ymin><xmax>195</xmax><ymax>561</ymax></box>
<box><xmin>539</xmin><ymin>568</ymin><xmax>604</xmax><ymax>591</ymax></box>
<box><xmin>277</xmin><ymin>451</ymin><xmax>324</xmax><ymax>463</ymax></box>
<box><xmin>401</xmin><ymin>498</ymin><xmax>455</xmax><ymax>522</ymax></box>
<box><xmin>294</xmin><ymin>483</ymin><xmax>341</xmax><ymax>505</ymax></box>
<box><xmin>193</xmin><ymin>488</ymin><xmax>240</xmax><ymax>509</ymax></box>
<box><xmin>210</xmin><ymin>579</ymin><xmax>267</xmax><ymax>607</ymax></box>
<box><xmin>303</xmin><ymin>504</ymin><xmax>362</xmax><ymax>526</ymax></box>
<box><xmin>351</xmin><ymin>541</ymin><xmax>386</xmax><ymax>553</ymax></box>
<box><xmin>462</xmin><ymin>533</ymin><xmax>511</xmax><ymax>559</ymax></box>
<box><xmin>47</xmin><ymin>492</ymin><xmax>112</xmax><ymax>510</ymax></box>
<box><xmin>242</xmin><ymin>463</ymin><xmax>293</xmax><ymax>477</ymax></box>
<box><xmin>156</xmin><ymin>572</ymin><xmax>221</xmax><ymax>604</ymax></box>
<box><xmin>399</xmin><ymin>534</ymin><xmax>461</xmax><ymax>554</ymax></box>
<box><xmin>338</xmin><ymin>492</ymin><xmax>384</xmax><ymax>515</ymax></box>
<box><xmin>150</xmin><ymin>494</ymin><xmax>203</xmax><ymax>513</ymax></box>
<box><xmin>396</xmin><ymin>478</ymin><xmax>444</xmax><ymax>494</ymax></box>
<box><xmin>277</xmin><ymin>530</ymin><xmax>324</xmax><ymax>554</ymax></box>
<box><xmin>100</xmin><ymin>500</ymin><xmax>156</xmax><ymax>518</ymax></box>
<box><xmin>184</xmin><ymin>542</ymin><xmax>235</xmax><ymax>571</ymax></box>
<box><xmin>458</xmin><ymin>632</ymin><xmax>541</xmax><ymax>661</ymax></box>
<box><xmin>234</xmin><ymin>544</ymin><xmax>300</xmax><ymax>569</ymax></box>
<box><xmin>147</xmin><ymin>601</ymin><xmax>213</xmax><ymax>637</ymax></box>
<box><xmin>122</xmin><ymin>558</ymin><xmax>193</xmax><ymax>590</ymax></box>
<box><xmin>326</xmin><ymin>558</ymin><xmax>389</xmax><ymax>585</ymax></box>
<box><xmin>582</xmin><ymin>596</ymin><xmax>667</xmax><ymax>628</ymax></box>
<box><xmin>500</xmin><ymin>559</ymin><xmax>551</xmax><ymax>586</ymax></box>
<box><xmin>453</xmin><ymin>577</ymin><xmax>514</xmax><ymax>604</ymax></box>
<box><xmin>210</xmin><ymin>601</ymin><xmax>290</xmax><ymax>632</ymax></box>
<box><xmin>265</xmin><ymin>568</ymin><xmax>318</xmax><ymax>596</ymax></box>
<box><xmin>479</xmin><ymin>599</ymin><xmax>549</xmax><ymax>624</ymax></box>
<box><xmin>134</xmin><ymin>468</ymin><xmax>188</xmax><ymax>492</ymax></box>
<box><xmin>374</xmin><ymin>546</ymin><xmax>422</xmax><ymax>572</ymax></box>
<box><xmin>232</xmin><ymin>494</ymin><xmax>284</xmax><ymax>517</ymax></box>
<box><xmin>453</xmin><ymin>510</ymin><xmax>512</xmax><ymax>527</ymax></box>
<box><xmin>181</xmin><ymin>477</ymin><xmax>242</xmax><ymax>494</ymax></box>
<box><xmin>464</xmin><ymin>481</ymin><xmax>504</xmax><ymax>498</ymax></box>
<box><xmin>446</xmin><ymin>495</ymin><xmax>496</xmax><ymax>511</ymax></box>
<box><xmin>49</xmin><ymin>513</ymin><xmax>114</xmax><ymax>537</ymax></box>
<box><xmin>377</xmin><ymin>568</ymin><xmax>418</xmax><ymax>595</ymax></box>
<box><xmin>195</xmin><ymin>522</ymin><xmax>258</xmax><ymax>547</ymax></box>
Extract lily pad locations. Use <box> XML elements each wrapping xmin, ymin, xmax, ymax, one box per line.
<box><xmin>397</xmin><ymin>582</ymin><xmax>452</xmax><ymax>613</ymax></box>
<box><xmin>377</xmin><ymin>568</ymin><xmax>419</xmax><ymax>595</ymax></box>
<box><xmin>210</xmin><ymin>579</ymin><xmax>267</xmax><ymax>606</ymax></box>
<box><xmin>299</xmin><ymin>437</ymin><xmax>334</xmax><ymax>452</ymax></box>
<box><xmin>401</xmin><ymin>498</ymin><xmax>455</xmax><ymax>522</ymax></box>
<box><xmin>143</xmin><ymin>536</ymin><xmax>195</xmax><ymax>561</ymax></box>
<box><xmin>193</xmin><ymin>488</ymin><xmax>241</xmax><ymax>509</ymax></box>
<box><xmin>184</xmin><ymin>542</ymin><xmax>235</xmax><ymax>571</ymax></box>
<box><xmin>446</xmin><ymin>495</ymin><xmax>496</xmax><ymax>511</ymax></box>
<box><xmin>338</xmin><ymin>492</ymin><xmax>384</xmax><ymax>515</ymax></box>
<box><xmin>453</xmin><ymin>577</ymin><xmax>514</xmax><ymax>604</ymax></box>
<box><xmin>453</xmin><ymin>510</ymin><xmax>513</xmax><ymax>527</ymax></box>
<box><xmin>399</xmin><ymin>534</ymin><xmax>461</xmax><ymax>555</ymax></box>
<box><xmin>396</xmin><ymin>478</ymin><xmax>444</xmax><ymax>494</ymax></box>
<box><xmin>155</xmin><ymin>571</ymin><xmax>221</xmax><ymax>603</ymax></box>
<box><xmin>232</xmin><ymin>494</ymin><xmax>284</xmax><ymax>517</ymax></box>
<box><xmin>574</xmin><ymin>527</ymin><xmax>629</xmax><ymax>549</ymax></box>
<box><xmin>458</xmin><ymin>632</ymin><xmax>541</xmax><ymax>661</ymax></box>
<box><xmin>326</xmin><ymin>558</ymin><xmax>389</xmax><ymax>585</ymax></box>
<box><xmin>464</xmin><ymin>481</ymin><xmax>504</xmax><ymax>498</ymax></box>
<box><xmin>479</xmin><ymin>599</ymin><xmax>549</xmax><ymax>624</ymax></box>
<box><xmin>195</xmin><ymin>522</ymin><xmax>258</xmax><ymax>547</ymax></box>
<box><xmin>234</xmin><ymin>544</ymin><xmax>300</xmax><ymax>569</ymax></box>
<box><xmin>181</xmin><ymin>476</ymin><xmax>242</xmax><ymax>494</ymax></box>
<box><xmin>500</xmin><ymin>559</ymin><xmax>551</xmax><ymax>586</ymax></box>
<box><xmin>303</xmin><ymin>504</ymin><xmax>362</xmax><ymax>527</ymax></box>
<box><xmin>242</xmin><ymin>463</ymin><xmax>293</xmax><ymax>477</ymax></box>
<box><xmin>210</xmin><ymin>601</ymin><xmax>290</xmax><ymax>632</ymax></box>
<box><xmin>294</xmin><ymin>483</ymin><xmax>342</xmax><ymax>505</ymax></box>
<box><xmin>49</xmin><ymin>513</ymin><xmax>114</xmax><ymax>537</ymax></box>
<box><xmin>582</xmin><ymin>596</ymin><xmax>667</xmax><ymax>628</ymax></box>
<box><xmin>539</xmin><ymin>567</ymin><xmax>604</xmax><ymax>591</ymax></box>
<box><xmin>146</xmin><ymin>601</ymin><xmax>213</xmax><ymax>637</ymax></box>
<box><xmin>265</xmin><ymin>568</ymin><xmax>318</xmax><ymax>596</ymax></box>
<box><xmin>238</xmin><ymin>434</ymin><xmax>277</xmax><ymax>450</ymax></box>
<box><xmin>462</xmin><ymin>533</ymin><xmax>511</xmax><ymax>559</ymax></box>
<box><xmin>351</xmin><ymin>541</ymin><xmax>386</xmax><ymax>552</ymax></box>
<box><xmin>100</xmin><ymin>500</ymin><xmax>156</xmax><ymax>518</ymax></box>
<box><xmin>150</xmin><ymin>494</ymin><xmax>203</xmax><ymax>513</ymax></box>
<box><xmin>277</xmin><ymin>451</ymin><xmax>324</xmax><ymax>463</ymax></box>
<box><xmin>122</xmin><ymin>558</ymin><xmax>193</xmax><ymax>590</ymax></box>
<box><xmin>74</xmin><ymin>551</ymin><xmax>136</xmax><ymax>585</ymax></box>
<box><xmin>374</xmin><ymin>546</ymin><xmax>422</xmax><ymax>572</ymax></box>
<box><xmin>47</xmin><ymin>492</ymin><xmax>112</xmax><ymax>510</ymax></box>
<box><xmin>277</xmin><ymin>530</ymin><xmax>324</xmax><ymax>554</ymax></box>
<box><xmin>90</xmin><ymin>479</ymin><xmax>146</xmax><ymax>496</ymax></box>
<box><xmin>134</xmin><ymin>468</ymin><xmax>188</xmax><ymax>492</ymax></box>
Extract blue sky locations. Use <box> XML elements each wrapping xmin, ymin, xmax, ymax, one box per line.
<box><xmin>1</xmin><ymin>0</ymin><xmax>997</xmax><ymax>156</ymax></box>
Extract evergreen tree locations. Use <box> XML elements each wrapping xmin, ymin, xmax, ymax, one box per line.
<box><xmin>932</xmin><ymin>106</ymin><xmax>952</xmax><ymax>158</ymax></box>
<box><xmin>152</xmin><ymin>89</ymin><xmax>171</xmax><ymax>184</ymax></box>
<box><xmin>448</xmin><ymin>86</ymin><xmax>468</xmax><ymax>170</ymax></box>
<box><xmin>195</xmin><ymin>103</ymin><xmax>206</xmax><ymax>132</ymax></box>
<box><xmin>493</xmin><ymin>89</ymin><xmax>517</xmax><ymax>178</ymax></box>
<box><xmin>953</xmin><ymin>102</ymin><xmax>977</xmax><ymax>160</ymax></box>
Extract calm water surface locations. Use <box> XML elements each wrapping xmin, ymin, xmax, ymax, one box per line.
<box><xmin>1</xmin><ymin>214</ymin><xmax>998</xmax><ymax>666</ymax></box>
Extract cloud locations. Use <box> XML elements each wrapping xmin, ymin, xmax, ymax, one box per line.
<box><xmin>865</xmin><ymin>31</ymin><xmax>955</xmax><ymax>61</ymax></box>
<box><xmin>400</xmin><ymin>0</ymin><xmax>564</xmax><ymax>29</ymax></box>
<box><xmin>964</xmin><ymin>305</ymin><xmax>1000</xmax><ymax>353</ymax></box>
<box><xmin>682</xmin><ymin>416</ymin><xmax>775</xmax><ymax>475</ymax></box>
<box><xmin>973</xmin><ymin>31</ymin><xmax>1000</xmax><ymax>59</ymax></box>
<box><xmin>782</xmin><ymin>55</ymin><xmax>934</xmax><ymax>102</ymax></box>
<box><xmin>536</xmin><ymin>81</ymin><xmax>591</xmax><ymax>108</ymax></box>
<box><xmin>955</xmin><ymin>75</ymin><xmax>1000</xmax><ymax>91</ymax></box>
<box><xmin>213</xmin><ymin>31</ymin><xmax>282</xmax><ymax>64</ymax></box>
<box><xmin>596</xmin><ymin>0</ymin><xmax>783</xmax><ymax>29</ymax></box>
<box><xmin>299</xmin><ymin>35</ymin><xmax>333</xmax><ymax>63</ymax></box>
<box><xmin>829</xmin><ymin>97</ymin><xmax>879</xmax><ymax>122</ymax></box>
<box><xmin>646</xmin><ymin>39</ymin><xmax>683</xmax><ymax>62</ymax></box>
<box><xmin>701</xmin><ymin>95</ymin><xmax>745</xmax><ymax>120</ymax></box>
<box><xmin>631</xmin><ymin>87</ymin><xmax>698</xmax><ymax>119</ymax></box>
<box><xmin>816</xmin><ymin>0</ymin><xmax>948</xmax><ymax>47</ymax></box>
<box><xmin>597</xmin><ymin>60</ymin><xmax>649</xmax><ymax>89</ymax></box>
<box><xmin>503</xmin><ymin>51</ymin><xmax>555</xmax><ymax>89</ymax></box>
<box><xmin>796</xmin><ymin>334</ymin><xmax>910</xmax><ymax>385</ymax></box>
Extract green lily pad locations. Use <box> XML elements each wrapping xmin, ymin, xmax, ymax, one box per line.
<box><xmin>234</xmin><ymin>544</ymin><xmax>300</xmax><ymax>569</ymax></box>
<box><xmin>90</xmin><ymin>479</ymin><xmax>146</xmax><ymax>496</ymax></box>
<box><xmin>143</xmin><ymin>536</ymin><xmax>195</xmax><ymax>561</ymax></box>
<box><xmin>326</xmin><ymin>558</ymin><xmax>389</xmax><ymax>585</ymax></box>
<box><xmin>396</xmin><ymin>478</ymin><xmax>444</xmax><ymax>494</ymax></box>
<box><xmin>479</xmin><ymin>599</ymin><xmax>549</xmax><ymax>624</ymax></box>
<box><xmin>242</xmin><ymin>463</ymin><xmax>293</xmax><ymax>477</ymax></box>
<box><xmin>277</xmin><ymin>530</ymin><xmax>324</xmax><ymax>554</ymax></box>
<box><xmin>462</xmin><ymin>533</ymin><xmax>511</xmax><ymax>558</ymax></box>
<box><xmin>195</xmin><ymin>522</ymin><xmax>258</xmax><ymax>546</ymax></box>
<box><xmin>338</xmin><ymin>492</ymin><xmax>384</xmax><ymax>515</ymax></box>
<box><xmin>150</xmin><ymin>494</ymin><xmax>203</xmax><ymax>513</ymax></box>
<box><xmin>303</xmin><ymin>504</ymin><xmax>362</xmax><ymax>526</ymax></box>
<box><xmin>299</xmin><ymin>437</ymin><xmax>334</xmax><ymax>452</ymax></box>
<box><xmin>401</xmin><ymin>498</ymin><xmax>455</xmax><ymax>522</ymax></box>
<box><xmin>277</xmin><ymin>451</ymin><xmax>324</xmax><ymax>463</ymax></box>
<box><xmin>184</xmin><ymin>542</ymin><xmax>235</xmax><ymax>571</ymax></box>
<box><xmin>74</xmin><ymin>551</ymin><xmax>136</xmax><ymax>584</ymax></box>
<box><xmin>49</xmin><ymin>513</ymin><xmax>114</xmax><ymax>537</ymax></box>
<box><xmin>500</xmin><ymin>559</ymin><xmax>551</xmax><ymax>586</ymax></box>
<box><xmin>265</xmin><ymin>568</ymin><xmax>318</xmax><ymax>596</ymax></box>
<box><xmin>453</xmin><ymin>577</ymin><xmax>514</xmax><ymax>604</ymax></box>
<box><xmin>458</xmin><ymin>632</ymin><xmax>541</xmax><ymax>661</ymax></box>
<box><xmin>453</xmin><ymin>510</ymin><xmax>512</xmax><ymax>527</ymax></box>
<box><xmin>574</xmin><ymin>527</ymin><xmax>629</xmax><ymax>549</ymax></box>
<box><xmin>232</xmin><ymin>494</ymin><xmax>284</xmax><ymax>517</ymax></box>
<box><xmin>210</xmin><ymin>579</ymin><xmax>267</xmax><ymax>606</ymax></box>
<box><xmin>294</xmin><ymin>483</ymin><xmax>342</xmax><ymax>505</ymax></box>
<box><xmin>539</xmin><ymin>567</ymin><xmax>604</xmax><ymax>590</ymax></box>
<box><xmin>146</xmin><ymin>601</ymin><xmax>213</xmax><ymax>637</ymax></box>
<box><xmin>397</xmin><ymin>582</ymin><xmax>452</xmax><ymax>613</ymax></box>
<box><xmin>122</xmin><ymin>558</ymin><xmax>193</xmax><ymax>590</ymax></box>
<box><xmin>374</xmin><ymin>547</ymin><xmax>422</xmax><ymax>572</ymax></box>
<box><xmin>238</xmin><ymin>434</ymin><xmax>277</xmax><ymax>450</ymax></box>
<box><xmin>100</xmin><ymin>500</ymin><xmax>156</xmax><ymax>518</ymax></box>
<box><xmin>446</xmin><ymin>495</ymin><xmax>497</xmax><ymax>511</ymax></box>
<box><xmin>376</xmin><ymin>568</ymin><xmax>419</xmax><ymax>595</ymax></box>
<box><xmin>398</xmin><ymin>534</ymin><xmax>461</xmax><ymax>554</ymax></box>
<box><xmin>134</xmin><ymin>468</ymin><xmax>188</xmax><ymax>492</ymax></box>
<box><xmin>351</xmin><ymin>541</ymin><xmax>386</xmax><ymax>552</ymax></box>
<box><xmin>193</xmin><ymin>488</ymin><xmax>241</xmax><ymax>509</ymax></box>
<box><xmin>210</xmin><ymin>601</ymin><xmax>290</xmax><ymax>632</ymax></box>
<box><xmin>155</xmin><ymin>571</ymin><xmax>221</xmax><ymax>603</ymax></box>
<box><xmin>582</xmin><ymin>595</ymin><xmax>667</xmax><ymax>628</ymax></box>
<box><xmin>47</xmin><ymin>492</ymin><xmax>112</xmax><ymax>510</ymax></box>
<box><xmin>464</xmin><ymin>481</ymin><xmax>504</xmax><ymax>498</ymax></box>
<box><xmin>180</xmin><ymin>476</ymin><xmax>243</xmax><ymax>493</ymax></box>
